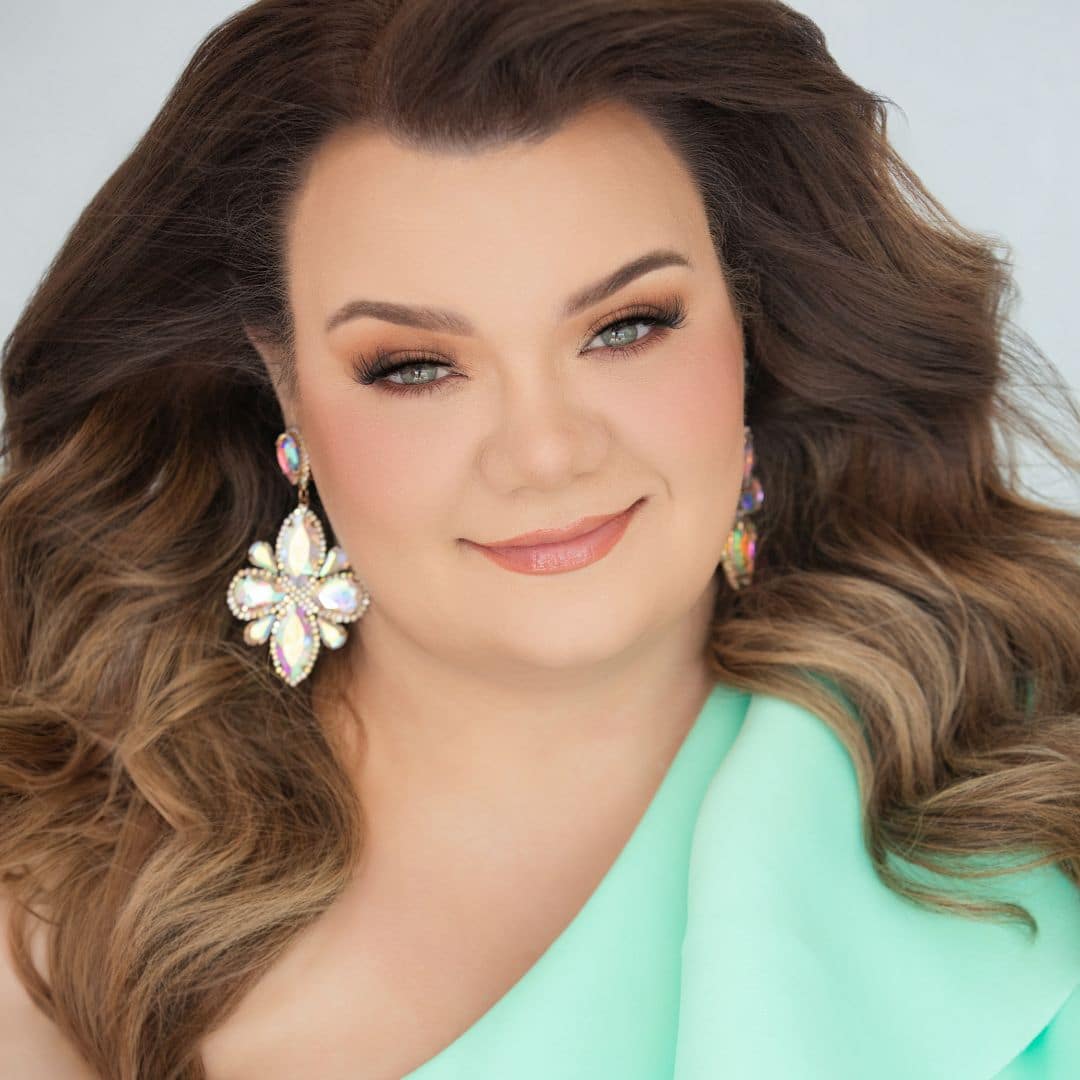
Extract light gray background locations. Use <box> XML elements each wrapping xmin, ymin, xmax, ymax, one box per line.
<box><xmin>2</xmin><ymin>1</ymin><xmax>1076</xmax><ymax>508</ymax></box>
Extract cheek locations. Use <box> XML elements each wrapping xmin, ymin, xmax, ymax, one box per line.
<box><xmin>297</xmin><ymin>378</ymin><xmax>465</xmax><ymax>550</ymax></box>
<box><xmin>631</xmin><ymin>334</ymin><xmax>745</xmax><ymax>562</ymax></box>
<box><xmin>635</xmin><ymin>336</ymin><xmax>743</xmax><ymax>470</ymax></box>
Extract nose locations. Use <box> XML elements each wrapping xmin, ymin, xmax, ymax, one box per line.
<box><xmin>477</xmin><ymin>360</ymin><xmax>611</xmax><ymax>492</ymax></box>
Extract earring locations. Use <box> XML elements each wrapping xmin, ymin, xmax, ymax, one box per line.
<box><xmin>225</xmin><ymin>426</ymin><xmax>371</xmax><ymax>686</ymax></box>
<box><xmin>719</xmin><ymin>424</ymin><xmax>765</xmax><ymax>591</ymax></box>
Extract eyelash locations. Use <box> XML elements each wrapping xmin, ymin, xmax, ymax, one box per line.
<box><xmin>349</xmin><ymin>294</ymin><xmax>688</xmax><ymax>397</ymax></box>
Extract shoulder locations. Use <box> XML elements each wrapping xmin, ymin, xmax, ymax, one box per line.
<box><xmin>0</xmin><ymin>892</ymin><xmax>99</xmax><ymax>1079</ymax></box>
<box><xmin>675</xmin><ymin>689</ymin><xmax>1080</xmax><ymax>1079</ymax></box>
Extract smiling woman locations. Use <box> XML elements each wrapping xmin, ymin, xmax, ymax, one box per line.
<box><xmin>1</xmin><ymin>1</ymin><xmax>1079</xmax><ymax>1078</ymax></box>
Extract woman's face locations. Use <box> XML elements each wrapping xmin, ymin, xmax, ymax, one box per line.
<box><xmin>255</xmin><ymin>101</ymin><xmax>746</xmax><ymax>682</ymax></box>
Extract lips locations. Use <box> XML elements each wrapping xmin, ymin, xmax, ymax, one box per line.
<box><xmin>462</xmin><ymin>497</ymin><xmax>646</xmax><ymax>575</ymax></box>
<box><xmin>472</xmin><ymin>498</ymin><xmax>645</xmax><ymax>549</ymax></box>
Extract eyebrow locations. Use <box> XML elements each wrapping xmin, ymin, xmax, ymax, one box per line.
<box><xmin>323</xmin><ymin>247</ymin><xmax>693</xmax><ymax>336</ymax></box>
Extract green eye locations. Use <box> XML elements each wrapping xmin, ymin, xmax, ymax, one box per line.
<box><xmin>352</xmin><ymin>295</ymin><xmax>688</xmax><ymax>396</ymax></box>
<box><xmin>589</xmin><ymin>316</ymin><xmax>658</xmax><ymax>350</ymax></box>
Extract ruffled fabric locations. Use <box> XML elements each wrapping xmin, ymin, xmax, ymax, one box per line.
<box><xmin>673</xmin><ymin>691</ymin><xmax>1080</xmax><ymax>1079</ymax></box>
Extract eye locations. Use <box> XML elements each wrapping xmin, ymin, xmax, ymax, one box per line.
<box><xmin>351</xmin><ymin>294</ymin><xmax>687</xmax><ymax>397</ymax></box>
<box><xmin>583</xmin><ymin>313</ymin><xmax>667</xmax><ymax>353</ymax></box>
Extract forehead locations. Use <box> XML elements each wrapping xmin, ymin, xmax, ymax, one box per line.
<box><xmin>284</xmin><ymin>103</ymin><xmax>710</xmax><ymax>323</ymax></box>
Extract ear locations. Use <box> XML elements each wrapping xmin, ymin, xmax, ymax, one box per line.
<box><xmin>243</xmin><ymin>323</ymin><xmax>299</xmax><ymax>430</ymax></box>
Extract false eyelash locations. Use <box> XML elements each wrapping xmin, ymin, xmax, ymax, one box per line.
<box><xmin>350</xmin><ymin>293</ymin><xmax>688</xmax><ymax>396</ymax></box>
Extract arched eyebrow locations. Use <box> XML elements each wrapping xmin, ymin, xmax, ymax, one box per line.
<box><xmin>323</xmin><ymin>247</ymin><xmax>692</xmax><ymax>336</ymax></box>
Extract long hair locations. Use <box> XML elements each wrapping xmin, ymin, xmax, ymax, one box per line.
<box><xmin>2</xmin><ymin>1</ymin><xmax>1077</xmax><ymax>1075</ymax></box>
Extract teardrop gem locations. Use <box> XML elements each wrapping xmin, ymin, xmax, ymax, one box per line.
<box><xmin>319</xmin><ymin>545</ymin><xmax>351</xmax><ymax>577</ymax></box>
<box><xmin>318</xmin><ymin>618</ymin><xmax>348</xmax><ymax>649</ymax></box>
<box><xmin>276</xmin><ymin>431</ymin><xmax>303</xmax><ymax>485</ymax></box>
<box><xmin>271</xmin><ymin>603</ymin><xmax>318</xmax><ymax>686</ymax></box>
<box><xmin>316</xmin><ymin>574</ymin><xmax>360</xmax><ymax>620</ymax></box>
<box><xmin>248</xmin><ymin>540</ymin><xmax>276</xmax><ymax>571</ymax></box>
<box><xmin>739</xmin><ymin>476</ymin><xmax>764</xmax><ymax>515</ymax></box>
<box><xmin>275</xmin><ymin>507</ymin><xmax>326</xmax><ymax>578</ymax></box>
<box><xmin>227</xmin><ymin>570</ymin><xmax>283</xmax><ymax>619</ymax></box>
<box><xmin>721</xmin><ymin>518</ymin><xmax>758</xmax><ymax>591</ymax></box>
<box><xmin>244</xmin><ymin>613</ymin><xmax>275</xmax><ymax>645</ymax></box>
<box><xmin>738</xmin><ymin>434</ymin><xmax>756</xmax><ymax>486</ymax></box>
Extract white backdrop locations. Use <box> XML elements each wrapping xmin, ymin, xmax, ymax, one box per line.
<box><xmin>2</xmin><ymin>1</ymin><xmax>1076</xmax><ymax>508</ymax></box>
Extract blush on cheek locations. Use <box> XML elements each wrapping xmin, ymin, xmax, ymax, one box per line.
<box><xmin>653</xmin><ymin>345</ymin><xmax>742</xmax><ymax>456</ymax></box>
<box><xmin>303</xmin><ymin>402</ymin><xmax>467</xmax><ymax>561</ymax></box>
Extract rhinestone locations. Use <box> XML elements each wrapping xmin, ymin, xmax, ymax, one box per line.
<box><xmin>276</xmin><ymin>431</ymin><xmax>303</xmax><ymax>484</ymax></box>
<box><xmin>739</xmin><ymin>476</ymin><xmax>764</xmax><ymax>514</ymax></box>
<box><xmin>319</xmin><ymin>545</ymin><xmax>352</xmax><ymax>577</ymax></box>
<box><xmin>228</xmin><ymin>571</ymin><xmax>283</xmax><ymax>618</ymax></box>
<box><xmin>271</xmin><ymin>603</ymin><xmax>317</xmax><ymax>686</ymax></box>
<box><xmin>248</xmin><ymin>540</ymin><xmax>276</xmax><ymax>571</ymax></box>
<box><xmin>318</xmin><ymin>619</ymin><xmax>348</xmax><ymax>649</ymax></box>
<box><xmin>243</xmin><ymin>613</ymin><xmax>275</xmax><ymax>645</ymax></box>
<box><xmin>275</xmin><ymin>507</ymin><xmax>326</xmax><ymax>578</ymax></box>
<box><xmin>316</xmin><ymin>574</ymin><xmax>360</xmax><ymax>619</ymax></box>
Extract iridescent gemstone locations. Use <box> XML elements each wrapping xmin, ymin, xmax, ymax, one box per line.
<box><xmin>721</xmin><ymin>518</ymin><xmax>758</xmax><ymax>591</ymax></box>
<box><xmin>243</xmin><ymin>613</ymin><xmax>275</xmax><ymax>645</ymax></box>
<box><xmin>248</xmin><ymin>540</ymin><xmax>276</xmax><ymax>571</ymax></box>
<box><xmin>743</xmin><ymin>454</ymin><xmax>754</xmax><ymax>483</ymax></box>
<box><xmin>319</xmin><ymin>545</ymin><xmax>352</xmax><ymax>577</ymax></box>
<box><xmin>316</xmin><ymin>574</ymin><xmax>359</xmax><ymax>618</ymax></box>
<box><xmin>228</xmin><ymin>571</ymin><xmax>283</xmax><ymax>617</ymax></box>
<box><xmin>276</xmin><ymin>507</ymin><xmax>326</xmax><ymax>578</ymax></box>
<box><xmin>271</xmin><ymin>603</ymin><xmax>317</xmax><ymax>686</ymax></box>
<box><xmin>739</xmin><ymin>476</ymin><xmax>764</xmax><ymax>514</ymax></box>
<box><xmin>738</xmin><ymin>523</ymin><xmax>756</xmax><ymax>564</ymax></box>
<box><xmin>276</xmin><ymin>432</ymin><xmax>303</xmax><ymax>484</ymax></box>
<box><xmin>318</xmin><ymin>618</ymin><xmax>348</xmax><ymax>649</ymax></box>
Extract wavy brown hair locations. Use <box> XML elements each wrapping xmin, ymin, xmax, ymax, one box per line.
<box><xmin>2</xmin><ymin>0</ymin><xmax>1078</xmax><ymax>1075</ymax></box>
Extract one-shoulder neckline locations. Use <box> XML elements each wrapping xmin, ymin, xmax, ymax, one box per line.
<box><xmin>404</xmin><ymin>679</ymin><xmax>745</xmax><ymax>1077</ymax></box>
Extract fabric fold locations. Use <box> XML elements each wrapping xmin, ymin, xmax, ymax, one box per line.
<box><xmin>672</xmin><ymin>691</ymin><xmax>1080</xmax><ymax>1080</ymax></box>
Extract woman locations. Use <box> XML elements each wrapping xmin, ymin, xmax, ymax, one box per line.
<box><xmin>1</xmin><ymin>0</ymin><xmax>1078</xmax><ymax>1076</ymax></box>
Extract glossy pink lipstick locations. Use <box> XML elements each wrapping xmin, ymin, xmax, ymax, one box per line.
<box><xmin>462</xmin><ymin>498</ymin><xmax>646</xmax><ymax>575</ymax></box>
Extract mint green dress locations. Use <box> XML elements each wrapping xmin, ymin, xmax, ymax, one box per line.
<box><xmin>402</xmin><ymin>682</ymin><xmax>1080</xmax><ymax>1079</ymax></box>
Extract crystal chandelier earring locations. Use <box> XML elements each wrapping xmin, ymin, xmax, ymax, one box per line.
<box><xmin>719</xmin><ymin>424</ymin><xmax>764</xmax><ymax>591</ymax></box>
<box><xmin>225</xmin><ymin>427</ymin><xmax>371</xmax><ymax>686</ymax></box>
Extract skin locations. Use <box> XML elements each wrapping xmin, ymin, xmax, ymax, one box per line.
<box><xmin>213</xmin><ymin>99</ymin><xmax>748</xmax><ymax>1075</ymax></box>
<box><xmin>250</xmin><ymin>97</ymin><xmax>745</xmax><ymax>798</ymax></box>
